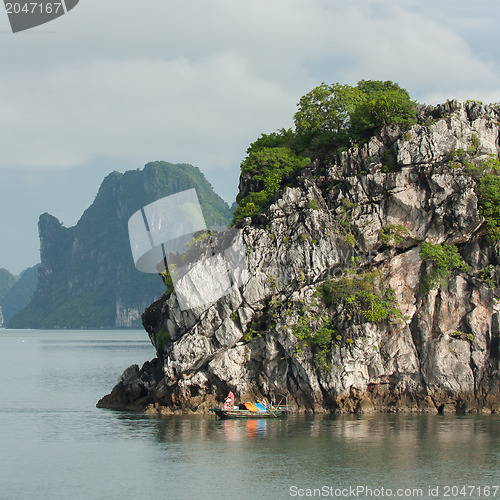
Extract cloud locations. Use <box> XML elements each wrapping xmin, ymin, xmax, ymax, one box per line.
<box><xmin>287</xmin><ymin>2</ymin><xmax>500</xmax><ymax>103</ymax></box>
<box><xmin>0</xmin><ymin>0</ymin><xmax>499</xmax><ymax>175</ymax></box>
<box><xmin>0</xmin><ymin>52</ymin><xmax>298</xmax><ymax>172</ymax></box>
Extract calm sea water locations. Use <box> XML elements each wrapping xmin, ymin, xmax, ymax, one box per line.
<box><xmin>0</xmin><ymin>329</ymin><xmax>498</xmax><ymax>500</ymax></box>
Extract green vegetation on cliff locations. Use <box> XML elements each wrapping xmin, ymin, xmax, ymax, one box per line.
<box><xmin>233</xmin><ymin>148</ymin><xmax>310</xmax><ymax>221</ymax></box>
<box><xmin>294</xmin><ymin>80</ymin><xmax>416</xmax><ymax>149</ymax></box>
<box><xmin>233</xmin><ymin>80</ymin><xmax>418</xmax><ymax>222</ymax></box>
<box><xmin>477</xmin><ymin>173</ymin><xmax>500</xmax><ymax>241</ymax></box>
<box><xmin>419</xmin><ymin>242</ymin><xmax>469</xmax><ymax>292</ymax></box>
<box><xmin>317</xmin><ymin>269</ymin><xmax>401</xmax><ymax>324</ymax></box>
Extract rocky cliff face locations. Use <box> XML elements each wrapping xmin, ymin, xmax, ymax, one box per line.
<box><xmin>98</xmin><ymin>101</ymin><xmax>500</xmax><ymax>414</ymax></box>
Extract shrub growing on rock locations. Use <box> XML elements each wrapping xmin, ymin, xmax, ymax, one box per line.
<box><xmin>233</xmin><ymin>147</ymin><xmax>310</xmax><ymax>222</ymax></box>
<box><xmin>419</xmin><ymin>242</ymin><xmax>469</xmax><ymax>291</ymax></box>
<box><xmin>317</xmin><ymin>270</ymin><xmax>401</xmax><ymax>324</ymax></box>
<box><xmin>477</xmin><ymin>173</ymin><xmax>500</xmax><ymax>241</ymax></box>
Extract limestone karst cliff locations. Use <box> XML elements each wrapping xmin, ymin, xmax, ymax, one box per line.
<box><xmin>98</xmin><ymin>100</ymin><xmax>500</xmax><ymax>414</ymax></box>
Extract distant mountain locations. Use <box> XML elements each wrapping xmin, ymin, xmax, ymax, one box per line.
<box><xmin>0</xmin><ymin>268</ymin><xmax>17</xmax><ymax>302</ymax></box>
<box><xmin>0</xmin><ymin>268</ymin><xmax>17</xmax><ymax>327</ymax></box>
<box><xmin>8</xmin><ymin>162</ymin><xmax>232</xmax><ymax>329</ymax></box>
<box><xmin>1</xmin><ymin>265</ymin><xmax>39</xmax><ymax>327</ymax></box>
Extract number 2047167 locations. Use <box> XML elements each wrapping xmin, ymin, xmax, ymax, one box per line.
<box><xmin>443</xmin><ymin>485</ymin><xmax>499</xmax><ymax>497</ymax></box>
<box><xmin>5</xmin><ymin>3</ymin><xmax>63</xmax><ymax>14</ymax></box>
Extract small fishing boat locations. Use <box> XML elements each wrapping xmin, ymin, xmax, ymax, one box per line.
<box><xmin>210</xmin><ymin>406</ymin><xmax>286</xmax><ymax>419</ymax></box>
<box><xmin>209</xmin><ymin>392</ymin><xmax>289</xmax><ymax>419</ymax></box>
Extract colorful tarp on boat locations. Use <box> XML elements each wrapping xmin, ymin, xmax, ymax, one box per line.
<box><xmin>242</xmin><ymin>402</ymin><xmax>267</xmax><ymax>412</ymax></box>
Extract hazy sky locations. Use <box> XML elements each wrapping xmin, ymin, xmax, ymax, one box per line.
<box><xmin>1</xmin><ymin>0</ymin><xmax>500</xmax><ymax>274</ymax></box>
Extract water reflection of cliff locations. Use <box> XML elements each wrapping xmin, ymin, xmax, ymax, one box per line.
<box><xmin>143</xmin><ymin>415</ymin><xmax>277</xmax><ymax>442</ymax></box>
<box><xmin>112</xmin><ymin>414</ymin><xmax>498</xmax><ymax>485</ymax></box>
<box><xmin>114</xmin><ymin>413</ymin><xmax>498</xmax><ymax>450</ymax></box>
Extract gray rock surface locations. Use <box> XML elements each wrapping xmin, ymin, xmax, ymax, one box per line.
<box><xmin>98</xmin><ymin>101</ymin><xmax>500</xmax><ymax>414</ymax></box>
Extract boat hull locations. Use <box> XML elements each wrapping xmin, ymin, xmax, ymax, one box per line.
<box><xmin>209</xmin><ymin>408</ymin><xmax>285</xmax><ymax>419</ymax></box>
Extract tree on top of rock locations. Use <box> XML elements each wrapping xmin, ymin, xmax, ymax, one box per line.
<box><xmin>293</xmin><ymin>80</ymin><xmax>417</xmax><ymax>153</ymax></box>
<box><xmin>351</xmin><ymin>80</ymin><xmax>417</xmax><ymax>139</ymax></box>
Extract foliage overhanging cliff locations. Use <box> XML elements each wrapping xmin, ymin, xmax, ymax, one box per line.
<box><xmin>9</xmin><ymin>162</ymin><xmax>232</xmax><ymax>329</ymax></box>
<box><xmin>98</xmin><ymin>82</ymin><xmax>500</xmax><ymax>413</ymax></box>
